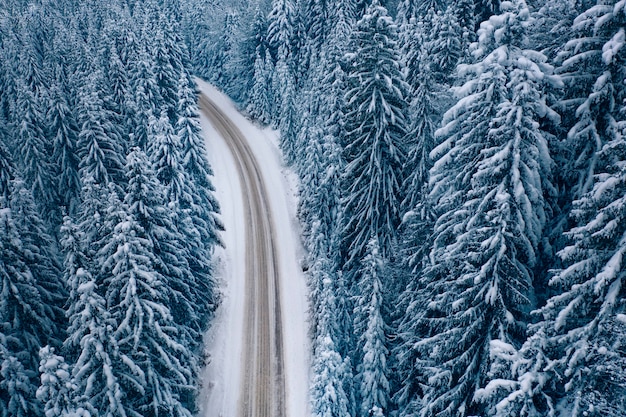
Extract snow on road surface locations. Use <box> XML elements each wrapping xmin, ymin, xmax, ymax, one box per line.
<box><xmin>196</xmin><ymin>79</ymin><xmax>310</xmax><ymax>417</ymax></box>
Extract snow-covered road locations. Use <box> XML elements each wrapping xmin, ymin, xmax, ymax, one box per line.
<box><xmin>196</xmin><ymin>81</ymin><xmax>309</xmax><ymax>417</ymax></box>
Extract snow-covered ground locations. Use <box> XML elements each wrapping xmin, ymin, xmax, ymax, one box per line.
<box><xmin>196</xmin><ymin>79</ymin><xmax>310</xmax><ymax>417</ymax></box>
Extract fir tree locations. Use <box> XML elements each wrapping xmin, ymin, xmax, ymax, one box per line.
<box><xmin>556</xmin><ymin>0</ymin><xmax>626</xmax><ymax>200</ymax></box>
<box><xmin>100</xmin><ymin>157</ymin><xmax>194</xmax><ymax>417</ymax></box>
<box><xmin>76</xmin><ymin>72</ymin><xmax>125</xmax><ymax>186</ymax></box>
<box><xmin>61</xmin><ymin>214</ymin><xmax>130</xmax><ymax>417</ymax></box>
<box><xmin>340</xmin><ymin>0</ymin><xmax>409</xmax><ymax>266</ymax></box>
<box><xmin>176</xmin><ymin>75</ymin><xmax>222</xmax><ymax>330</ymax></box>
<box><xmin>13</xmin><ymin>79</ymin><xmax>54</xmax><ymax>219</ymax></box>
<box><xmin>354</xmin><ymin>239</ymin><xmax>389</xmax><ymax>417</ymax></box>
<box><xmin>247</xmin><ymin>49</ymin><xmax>273</xmax><ymax>125</ymax></box>
<box><xmin>416</xmin><ymin>2</ymin><xmax>561</xmax><ymax>415</ymax></box>
<box><xmin>310</xmin><ymin>260</ymin><xmax>351</xmax><ymax>417</ymax></box>
<box><xmin>36</xmin><ymin>346</ymin><xmax>77</xmax><ymax>417</ymax></box>
<box><xmin>0</xmin><ymin>139</ymin><xmax>14</xmax><ymax>204</ymax></box>
<box><xmin>47</xmin><ymin>81</ymin><xmax>80</xmax><ymax>215</ymax></box>
<box><xmin>0</xmin><ymin>354</ymin><xmax>39</xmax><ymax>417</ymax></box>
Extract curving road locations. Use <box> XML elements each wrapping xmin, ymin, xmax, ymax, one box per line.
<box><xmin>199</xmin><ymin>94</ymin><xmax>286</xmax><ymax>417</ymax></box>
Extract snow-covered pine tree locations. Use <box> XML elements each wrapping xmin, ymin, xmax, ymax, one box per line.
<box><xmin>310</xmin><ymin>259</ymin><xmax>351</xmax><ymax>417</ymax></box>
<box><xmin>13</xmin><ymin>78</ymin><xmax>55</xmax><ymax>220</ymax></box>
<box><xmin>402</xmin><ymin>47</ymin><xmax>437</xmax><ymax>212</ymax></box>
<box><xmin>396</xmin><ymin>0</ymin><xmax>419</xmax><ymax>24</ymax></box>
<box><xmin>106</xmin><ymin>41</ymin><xmax>129</xmax><ymax>122</ymax></box>
<box><xmin>9</xmin><ymin>178</ymin><xmax>65</xmax><ymax>346</ymax></box>
<box><xmin>151</xmin><ymin>27</ymin><xmax>180</xmax><ymax>123</ymax></box>
<box><xmin>297</xmin><ymin>0</ymin><xmax>352</xmax><ymax>250</ymax></box>
<box><xmin>556</xmin><ymin>0</ymin><xmax>626</xmax><ymax>201</ymax></box>
<box><xmin>415</xmin><ymin>1</ymin><xmax>561</xmax><ymax>415</ymax></box>
<box><xmin>522</xmin><ymin>1</ymin><xmax>626</xmax><ymax>408</ymax></box>
<box><xmin>0</xmin><ymin>138</ymin><xmax>14</xmax><ymax>204</ymax></box>
<box><xmin>126</xmin><ymin>44</ymin><xmax>162</xmax><ymax>150</ymax></box>
<box><xmin>520</xmin><ymin>2</ymin><xmax>626</xmax><ymax>414</ymax></box>
<box><xmin>267</xmin><ymin>0</ymin><xmax>299</xmax><ymax>154</ymax></box>
<box><xmin>353</xmin><ymin>239</ymin><xmax>389</xmax><ymax>417</ymax></box>
<box><xmin>47</xmin><ymin>81</ymin><xmax>80</xmax><ymax>215</ymax></box>
<box><xmin>36</xmin><ymin>346</ymin><xmax>77</xmax><ymax>417</ymax></box>
<box><xmin>247</xmin><ymin>48</ymin><xmax>273</xmax><ymax>125</ymax></box>
<box><xmin>340</xmin><ymin>0</ymin><xmax>409</xmax><ymax>267</ymax></box>
<box><xmin>61</xmin><ymin>215</ymin><xmax>129</xmax><ymax>417</ymax></box>
<box><xmin>0</xmin><ymin>204</ymin><xmax>45</xmax><ymax>417</ymax></box>
<box><xmin>219</xmin><ymin>3</ymin><xmax>261</xmax><ymax>104</ymax></box>
<box><xmin>299</xmin><ymin>0</ymin><xmax>331</xmax><ymax>71</ymax></box>
<box><xmin>124</xmin><ymin>146</ymin><xmax>201</xmax><ymax>356</ymax></box>
<box><xmin>177</xmin><ymin>73</ymin><xmax>223</xmax><ymax>250</ymax></box>
<box><xmin>0</xmin><ymin>353</ymin><xmax>39</xmax><ymax>417</ymax></box>
<box><xmin>101</xmin><ymin>150</ymin><xmax>194</xmax><ymax>417</ymax></box>
<box><xmin>428</xmin><ymin>7</ymin><xmax>463</xmax><ymax>82</ymax></box>
<box><xmin>76</xmin><ymin>71</ymin><xmax>125</xmax><ymax>186</ymax></box>
<box><xmin>149</xmin><ymin>111</ymin><xmax>185</xmax><ymax>201</ymax></box>
<box><xmin>176</xmin><ymin>74</ymin><xmax>222</xmax><ymax>329</ymax></box>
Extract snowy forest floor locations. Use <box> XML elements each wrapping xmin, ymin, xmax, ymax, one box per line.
<box><xmin>195</xmin><ymin>80</ymin><xmax>310</xmax><ymax>417</ymax></box>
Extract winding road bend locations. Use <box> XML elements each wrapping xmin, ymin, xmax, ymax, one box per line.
<box><xmin>199</xmin><ymin>94</ymin><xmax>286</xmax><ymax>417</ymax></box>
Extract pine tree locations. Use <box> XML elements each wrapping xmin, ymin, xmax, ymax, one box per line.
<box><xmin>0</xmin><ymin>139</ymin><xmax>14</xmax><ymax>204</ymax></box>
<box><xmin>524</xmin><ymin>88</ymin><xmax>626</xmax><ymax>417</ymax></box>
<box><xmin>100</xmin><ymin>154</ymin><xmax>194</xmax><ymax>417</ymax></box>
<box><xmin>340</xmin><ymin>0</ymin><xmax>409</xmax><ymax>267</ymax></box>
<box><xmin>76</xmin><ymin>72</ymin><xmax>125</xmax><ymax>186</ymax></box>
<box><xmin>0</xmin><ymin>181</ymin><xmax>57</xmax><ymax>417</ymax></box>
<box><xmin>176</xmin><ymin>74</ymin><xmax>223</xmax><ymax>250</ymax></box>
<box><xmin>47</xmin><ymin>81</ymin><xmax>80</xmax><ymax>215</ymax></box>
<box><xmin>310</xmin><ymin>259</ymin><xmax>351</xmax><ymax>417</ymax></box>
<box><xmin>149</xmin><ymin>111</ymin><xmax>185</xmax><ymax>201</ymax></box>
<box><xmin>126</xmin><ymin>45</ymin><xmax>162</xmax><ymax>150</ymax></box>
<box><xmin>13</xmin><ymin>79</ymin><xmax>54</xmax><ymax>219</ymax></box>
<box><xmin>354</xmin><ymin>239</ymin><xmax>389</xmax><ymax>417</ymax></box>
<box><xmin>428</xmin><ymin>7</ymin><xmax>463</xmax><ymax>82</ymax></box>
<box><xmin>176</xmin><ymin>74</ymin><xmax>222</xmax><ymax>329</ymax></box>
<box><xmin>267</xmin><ymin>0</ymin><xmax>298</xmax><ymax>65</ymax></box>
<box><xmin>151</xmin><ymin>27</ymin><xmax>180</xmax><ymax>123</ymax></box>
<box><xmin>402</xmin><ymin>48</ymin><xmax>437</xmax><ymax>212</ymax></box>
<box><xmin>36</xmin><ymin>346</ymin><xmax>77</xmax><ymax>417</ymax></box>
<box><xmin>9</xmin><ymin>178</ymin><xmax>65</xmax><ymax>350</ymax></box>
<box><xmin>61</xmin><ymin>215</ymin><xmax>130</xmax><ymax>417</ymax></box>
<box><xmin>0</xmin><ymin>354</ymin><xmax>40</xmax><ymax>417</ymax></box>
<box><xmin>124</xmin><ymin>146</ymin><xmax>200</xmax><ymax>347</ymax></box>
<box><xmin>556</xmin><ymin>0</ymin><xmax>626</xmax><ymax>200</ymax></box>
<box><xmin>415</xmin><ymin>2</ymin><xmax>562</xmax><ymax>415</ymax></box>
<box><xmin>247</xmin><ymin>49</ymin><xmax>273</xmax><ymax>124</ymax></box>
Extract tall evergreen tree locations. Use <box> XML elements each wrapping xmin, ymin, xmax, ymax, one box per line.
<box><xmin>414</xmin><ymin>2</ymin><xmax>561</xmax><ymax>415</ymax></box>
<box><xmin>246</xmin><ymin>49</ymin><xmax>273</xmax><ymax>125</ymax></box>
<box><xmin>487</xmin><ymin>4</ymin><xmax>626</xmax><ymax>413</ymax></box>
<box><xmin>0</xmin><ymin>178</ymin><xmax>63</xmax><ymax>417</ymax></box>
<box><xmin>61</xmin><ymin>214</ymin><xmax>130</xmax><ymax>417</ymax></box>
<box><xmin>176</xmin><ymin>74</ymin><xmax>222</xmax><ymax>331</ymax></box>
<box><xmin>310</xmin><ymin>259</ymin><xmax>352</xmax><ymax>417</ymax></box>
<box><xmin>556</xmin><ymin>0</ymin><xmax>626</xmax><ymax>200</ymax></box>
<box><xmin>47</xmin><ymin>81</ymin><xmax>80</xmax><ymax>215</ymax></box>
<box><xmin>340</xmin><ymin>0</ymin><xmax>409</xmax><ymax>267</ymax></box>
<box><xmin>76</xmin><ymin>72</ymin><xmax>125</xmax><ymax>186</ymax></box>
<box><xmin>13</xmin><ymin>79</ymin><xmax>54</xmax><ymax>219</ymax></box>
<box><xmin>101</xmin><ymin>151</ymin><xmax>194</xmax><ymax>417</ymax></box>
<box><xmin>354</xmin><ymin>239</ymin><xmax>389</xmax><ymax>417</ymax></box>
<box><xmin>36</xmin><ymin>346</ymin><xmax>77</xmax><ymax>417</ymax></box>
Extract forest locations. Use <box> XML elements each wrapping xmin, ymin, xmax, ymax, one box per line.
<box><xmin>1</xmin><ymin>0</ymin><xmax>625</xmax><ymax>416</ymax></box>
<box><xmin>193</xmin><ymin>0</ymin><xmax>626</xmax><ymax>416</ymax></box>
<box><xmin>0</xmin><ymin>1</ymin><xmax>222</xmax><ymax>416</ymax></box>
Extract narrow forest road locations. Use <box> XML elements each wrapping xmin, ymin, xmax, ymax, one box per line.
<box><xmin>199</xmin><ymin>93</ymin><xmax>287</xmax><ymax>417</ymax></box>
